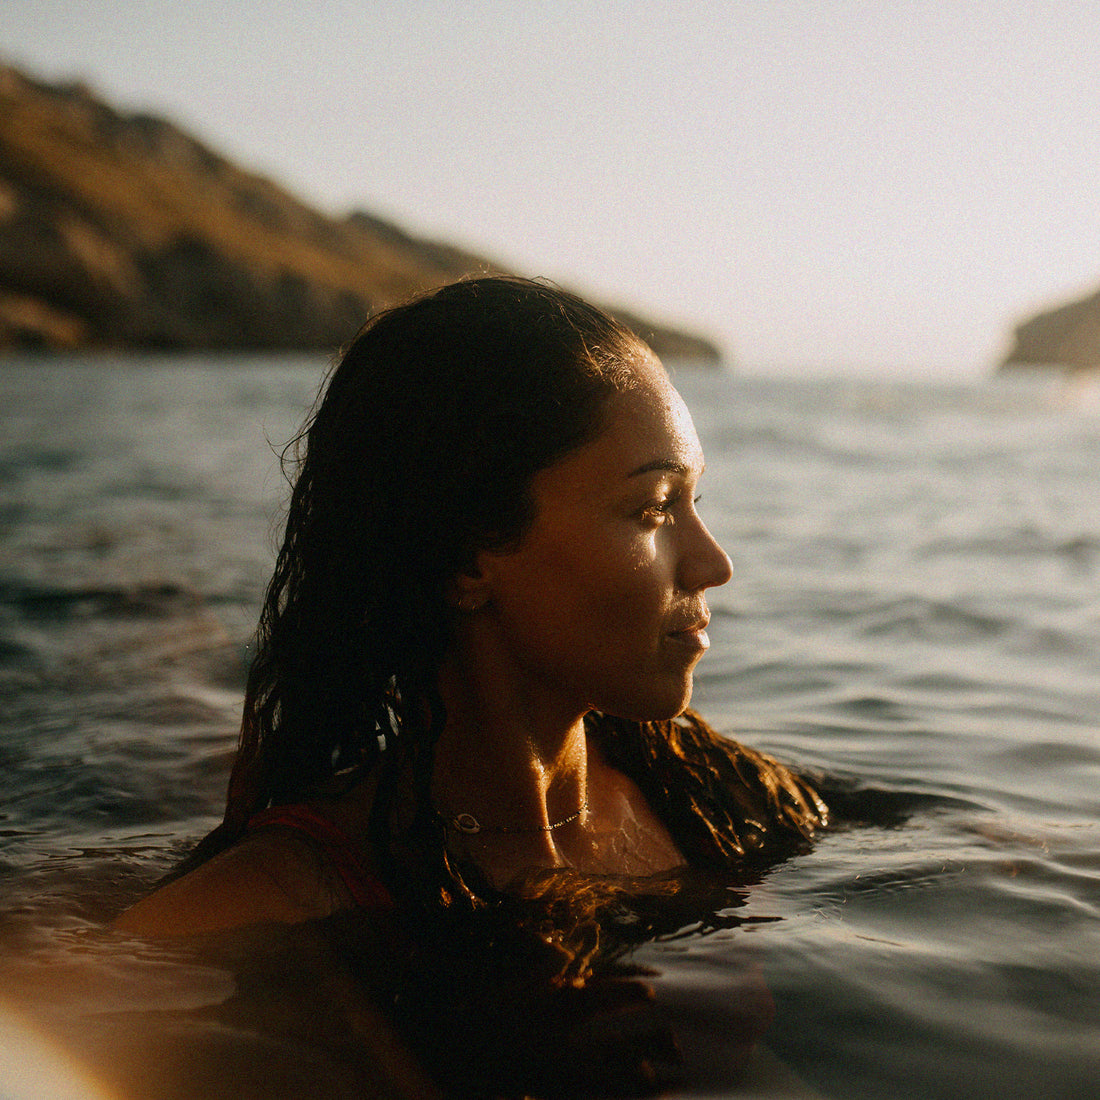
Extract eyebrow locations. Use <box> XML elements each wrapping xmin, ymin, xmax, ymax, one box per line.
<box><xmin>627</xmin><ymin>459</ymin><xmax>692</xmax><ymax>478</ymax></box>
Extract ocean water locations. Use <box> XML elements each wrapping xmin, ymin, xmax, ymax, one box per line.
<box><xmin>1</xmin><ymin>355</ymin><xmax>1099</xmax><ymax>1099</ymax></box>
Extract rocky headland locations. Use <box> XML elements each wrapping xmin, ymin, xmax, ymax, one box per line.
<box><xmin>0</xmin><ymin>64</ymin><xmax>721</xmax><ymax>362</ymax></box>
<box><xmin>1000</xmin><ymin>285</ymin><xmax>1100</xmax><ymax>373</ymax></box>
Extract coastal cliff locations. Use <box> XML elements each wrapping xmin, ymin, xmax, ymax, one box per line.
<box><xmin>0</xmin><ymin>64</ymin><xmax>721</xmax><ymax>362</ymax></box>
<box><xmin>1000</xmin><ymin>285</ymin><xmax>1100</xmax><ymax>372</ymax></box>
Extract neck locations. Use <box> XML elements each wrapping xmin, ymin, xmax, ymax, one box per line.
<box><xmin>431</xmin><ymin>651</ymin><xmax>589</xmax><ymax>835</ymax></box>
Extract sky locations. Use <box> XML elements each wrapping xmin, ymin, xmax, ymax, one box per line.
<box><xmin>5</xmin><ymin>0</ymin><xmax>1100</xmax><ymax>378</ymax></box>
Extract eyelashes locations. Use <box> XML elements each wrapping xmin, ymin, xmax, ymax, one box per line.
<box><xmin>638</xmin><ymin>493</ymin><xmax>703</xmax><ymax>526</ymax></box>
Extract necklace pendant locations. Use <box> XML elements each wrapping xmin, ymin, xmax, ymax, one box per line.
<box><xmin>452</xmin><ymin>812</ymin><xmax>482</xmax><ymax>834</ymax></box>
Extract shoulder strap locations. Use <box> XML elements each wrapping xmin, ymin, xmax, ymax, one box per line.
<box><xmin>248</xmin><ymin>804</ymin><xmax>394</xmax><ymax>911</ymax></box>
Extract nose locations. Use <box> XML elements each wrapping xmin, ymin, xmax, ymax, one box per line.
<box><xmin>679</xmin><ymin>511</ymin><xmax>733</xmax><ymax>593</ymax></box>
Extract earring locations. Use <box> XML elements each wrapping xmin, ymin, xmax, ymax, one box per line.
<box><xmin>459</xmin><ymin>594</ymin><xmax>486</xmax><ymax>612</ymax></box>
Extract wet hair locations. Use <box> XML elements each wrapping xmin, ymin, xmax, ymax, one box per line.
<box><xmin>180</xmin><ymin>276</ymin><xmax>825</xmax><ymax>918</ymax></box>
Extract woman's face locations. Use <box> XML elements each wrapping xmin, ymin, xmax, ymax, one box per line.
<box><xmin>466</xmin><ymin>356</ymin><xmax>733</xmax><ymax>723</ymax></box>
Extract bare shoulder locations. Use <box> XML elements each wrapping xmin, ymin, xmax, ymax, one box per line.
<box><xmin>113</xmin><ymin>829</ymin><xmax>347</xmax><ymax>939</ymax></box>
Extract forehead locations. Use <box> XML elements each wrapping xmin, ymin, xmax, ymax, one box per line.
<box><xmin>532</xmin><ymin>359</ymin><xmax>704</xmax><ymax>500</ymax></box>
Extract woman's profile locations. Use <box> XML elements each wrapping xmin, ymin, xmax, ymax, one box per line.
<box><xmin>114</xmin><ymin>275</ymin><xmax>827</xmax><ymax>1093</ymax></box>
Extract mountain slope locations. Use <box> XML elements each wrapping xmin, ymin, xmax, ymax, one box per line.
<box><xmin>0</xmin><ymin>64</ymin><xmax>720</xmax><ymax>361</ymax></box>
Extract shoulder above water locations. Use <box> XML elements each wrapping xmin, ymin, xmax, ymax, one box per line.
<box><xmin>112</xmin><ymin>828</ymin><xmax>351</xmax><ymax>938</ymax></box>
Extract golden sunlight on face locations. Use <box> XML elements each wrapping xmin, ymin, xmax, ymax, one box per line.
<box><xmin>475</xmin><ymin>356</ymin><xmax>733</xmax><ymax>722</ymax></box>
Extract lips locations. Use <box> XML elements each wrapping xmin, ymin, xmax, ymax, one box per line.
<box><xmin>667</xmin><ymin>616</ymin><xmax>710</xmax><ymax>651</ymax></box>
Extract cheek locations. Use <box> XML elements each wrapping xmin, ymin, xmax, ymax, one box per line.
<box><xmin>569</xmin><ymin>532</ymin><xmax>658</xmax><ymax>605</ymax></box>
<box><xmin>490</xmin><ymin>525</ymin><xmax>667</xmax><ymax>650</ymax></box>
<box><xmin>575</xmin><ymin>539</ymin><xmax>672</xmax><ymax>642</ymax></box>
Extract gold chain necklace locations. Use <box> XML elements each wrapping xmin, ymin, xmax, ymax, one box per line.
<box><xmin>448</xmin><ymin>792</ymin><xmax>589</xmax><ymax>835</ymax></box>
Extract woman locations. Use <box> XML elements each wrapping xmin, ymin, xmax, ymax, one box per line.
<box><xmin>114</xmin><ymin>276</ymin><xmax>826</xmax><ymax>1092</ymax></box>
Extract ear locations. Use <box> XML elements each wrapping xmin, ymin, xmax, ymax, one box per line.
<box><xmin>448</xmin><ymin>562</ymin><xmax>492</xmax><ymax>613</ymax></box>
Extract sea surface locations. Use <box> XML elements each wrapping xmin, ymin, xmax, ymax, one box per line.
<box><xmin>2</xmin><ymin>355</ymin><xmax>1099</xmax><ymax>1099</ymax></box>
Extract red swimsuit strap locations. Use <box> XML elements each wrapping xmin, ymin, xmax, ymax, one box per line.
<box><xmin>248</xmin><ymin>803</ymin><xmax>394</xmax><ymax>912</ymax></box>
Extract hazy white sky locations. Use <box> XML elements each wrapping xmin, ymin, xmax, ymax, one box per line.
<box><xmin>5</xmin><ymin>1</ymin><xmax>1100</xmax><ymax>377</ymax></box>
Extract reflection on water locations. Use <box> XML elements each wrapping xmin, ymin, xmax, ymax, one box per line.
<box><xmin>0</xmin><ymin>881</ymin><xmax>817</xmax><ymax>1099</ymax></box>
<box><xmin>2</xmin><ymin>359</ymin><xmax>1100</xmax><ymax>1097</ymax></box>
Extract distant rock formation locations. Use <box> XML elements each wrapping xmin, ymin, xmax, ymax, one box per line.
<box><xmin>0</xmin><ymin>64</ymin><xmax>721</xmax><ymax>362</ymax></box>
<box><xmin>1000</xmin><ymin>285</ymin><xmax>1100</xmax><ymax>372</ymax></box>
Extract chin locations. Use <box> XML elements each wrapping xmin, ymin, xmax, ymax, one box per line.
<box><xmin>605</xmin><ymin>678</ymin><xmax>694</xmax><ymax>723</ymax></box>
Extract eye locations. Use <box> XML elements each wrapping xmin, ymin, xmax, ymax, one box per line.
<box><xmin>639</xmin><ymin>491</ymin><xmax>681</xmax><ymax>526</ymax></box>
